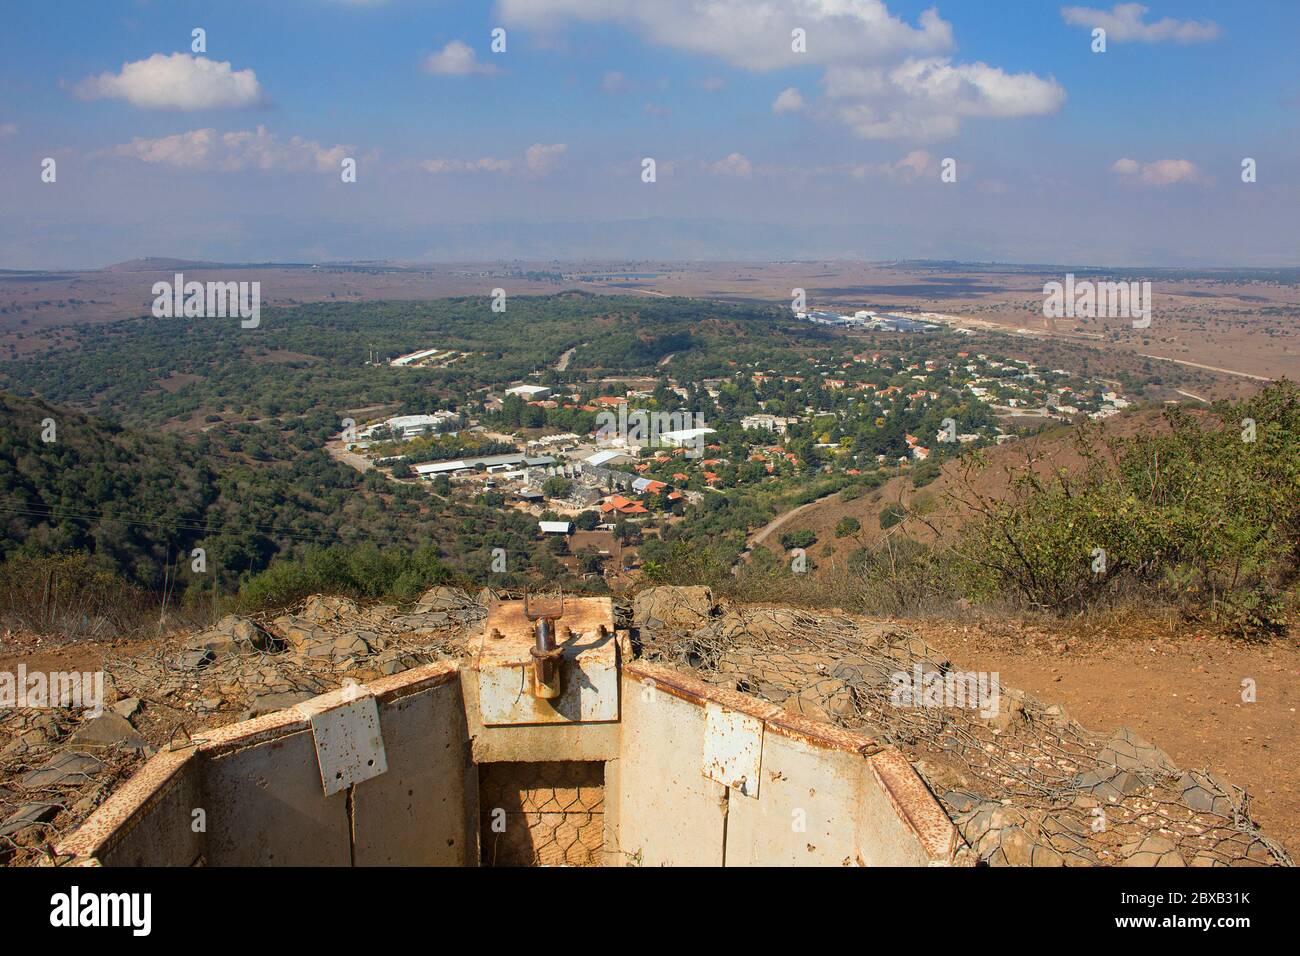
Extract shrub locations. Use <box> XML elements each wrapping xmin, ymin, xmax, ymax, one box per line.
<box><xmin>779</xmin><ymin>528</ymin><xmax>817</xmax><ymax>551</ymax></box>
<box><xmin>834</xmin><ymin>516</ymin><xmax>861</xmax><ymax>538</ymax></box>
<box><xmin>950</xmin><ymin>382</ymin><xmax>1300</xmax><ymax>635</ymax></box>
<box><xmin>237</xmin><ymin>544</ymin><xmax>453</xmax><ymax>611</ymax></box>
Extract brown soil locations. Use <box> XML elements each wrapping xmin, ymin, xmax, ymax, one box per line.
<box><xmin>903</xmin><ymin>613</ymin><xmax>1300</xmax><ymax>859</ymax></box>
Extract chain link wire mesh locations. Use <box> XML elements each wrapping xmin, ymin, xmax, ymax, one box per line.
<box><xmin>478</xmin><ymin>761</ymin><xmax>605</xmax><ymax>866</ymax></box>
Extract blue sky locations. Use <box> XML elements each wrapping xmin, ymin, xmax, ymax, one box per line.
<box><xmin>1</xmin><ymin>0</ymin><xmax>1296</xmax><ymax>268</ymax></box>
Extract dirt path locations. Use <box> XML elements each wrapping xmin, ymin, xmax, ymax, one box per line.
<box><xmin>1137</xmin><ymin>353</ymin><xmax>1273</xmax><ymax>382</ymax></box>
<box><xmin>908</xmin><ymin>619</ymin><xmax>1300</xmax><ymax>858</ymax></box>
<box><xmin>325</xmin><ymin>440</ymin><xmax>371</xmax><ymax>473</ymax></box>
<box><xmin>555</xmin><ymin>347</ymin><xmax>576</xmax><ymax>371</ymax></box>
<box><xmin>745</xmin><ymin>490</ymin><xmax>843</xmax><ymax>552</ymax></box>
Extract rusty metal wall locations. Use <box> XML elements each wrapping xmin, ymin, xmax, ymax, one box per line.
<box><xmin>477</xmin><ymin>761</ymin><xmax>604</xmax><ymax>866</ymax></box>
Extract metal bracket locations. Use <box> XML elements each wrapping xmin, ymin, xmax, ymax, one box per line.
<box><xmin>702</xmin><ymin>702</ymin><xmax>764</xmax><ymax>799</ymax></box>
<box><xmin>307</xmin><ymin>695</ymin><xmax>388</xmax><ymax>797</ymax></box>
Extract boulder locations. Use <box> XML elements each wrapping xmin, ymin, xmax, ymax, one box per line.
<box><xmin>632</xmin><ymin>586</ymin><xmax>715</xmax><ymax>629</ymax></box>
<box><xmin>0</xmin><ymin>802</ymin><xmax>59</xmax><ymax>837</ymax></box>
<box><xmin>331</xmin><ymin>632</ymin><xmax>372</xmax><ymax>660</ymax></box>
<box><xmin>788</xmin><ymin>677</ymin><xmax>855</xmax><ymax>723</ymax></box>
<box><xmin>109</xmin><ymin>697</ymin><xmax>142</xmax><ymax>719</ymax></box>
<box><xmin>175</xmin><ymin>648</ymin><xmax>215</xmax><ymax>671</ymax></box>
<box><xmin>19</xmin><ymin>752</ymin><xmax>105</xmax><ymax>790</ymax></box>
<box><xmin>996</xmin><ymin>826</ymin><xmax>1039</xmax><ymax>867</ymax></box>
<box><xmin>942</xmin><ymin>789</ymin><xmax>985</xmax><ymax>813</ymax></box>
<box><xmin>1098</xmin><ymin>728</ymin><xmax>1178</xmax><ymax>776</ymax></box>
<box><xmin>1072</xmin><ymin>767</ymin><xmax>1147</xmax><ymax>802</ymax></box>
<box><xmin>68</xmin><ymin>713</ymin><xmax>147</xmax><ymax>751</ymax></box>
<box><xmin>300</xmin><ymin>594</ymin><xmax>360</xmax><ymax>622</ymax></box>
<box><xmin>184</xmin><ymin>615</ymin><xmax>279</xmax><ymax>660</ymax></box>
<box><xmin>250</xmin><ymin>691</ymin><xmax>314</xmax><ymax>716</ymax></box>
<box><xmin>1177</xmin><ymin>770</ymin><xmax>1241</xmax><ymax>817</ymax></box>
<box><xmin>222</xmin><ymin>615</ymin><xmax>280</xmax><ymax>652</ymax></box>
<box><xmin>1120</xmin><ymin>835</ymin><xmax>1186</xmax><ymax>867</ymax></box>
<box><xmin>281</xmin><ymin>623</ymin><xmax>329</xmax><ymax>652</ymax></box>
<box><xmin>734</xmin><ymin>607</ymin><xmax>800</xmax><ymax>642</ymax></box>
<box><xmin>417</xmin><ymin>586</ymin><xmax>470</xmax><ymax>611</ymax></box>
<box><xmin>981</xmin><ymin>695</ymin><xmax>1025</xmax><ymax>735</ymax></box>
<box><xmin>390</xmin><ymin>612</ymin><xmax>449</xmax><ymax>632</ymax></box>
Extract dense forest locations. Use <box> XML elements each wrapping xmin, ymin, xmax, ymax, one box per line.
<box><xmin>0</xmin><ymin>294</ymin><xmax>811</xmax><ymax>427</ymax></box>
<box><xmin>0</xmin><ymin>390</ymin><xmax>588</xmax><ymax>624</ymax></box>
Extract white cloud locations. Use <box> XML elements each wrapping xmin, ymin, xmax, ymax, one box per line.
<box><xmin>498</xmin><ymin>0</ymin><xmax>951</xmax><ymax>70</ymax></box>
<box><xmin>710</xmin><ymin>152</ymin><xmax>753</xmax><ymax>177</ymax></box>
<box><xmin>499</xmin><ymin>0</ymin><xmax>1063</xmax><ymax>140</ymax></box>
<box><xmin>523</xmin><ymin>142</ymin><xmax>568</xmax><ymax>175</ymax></box>
<box><xmin>889</xmin><ymin>149</ymin><xmax>933</xmax><ymax>181</ymax></box>
<box><xmin>1061</xmin><ymin>4</ymin><xmax>1221</xmax><ymax>43</ymax></box>
<box><xmin>421</xmin><ymin>40</ymin><xmax>500</xmax><ymax>75</ymax></box>
<box><xmin>820</xmin><ymin>57</ymin><xmax>1064</xmax><ymax>140</ymax></box>
<box><xmin>772</xmin><ymin>87</ymin><xmax>805</xmax><ymax>114</ymax></box>
<box><xmin>832</xmin><ymin>149</ymin><xmax>934</xmax><ymax>181</ymax></box>
<box><xmin>75</xmin><ymin>53</ymin><xmax>263</xmax><ymax>110</ymax></box>
<box><xmin>102</xmin><ymin>126</ymin><xmax>351</xmax><ymax>172</ymax></box>
<box><xmin>0</xmin><ymin>122</ymin><xmax>17</xmax><ymax>138</ymax></box>
<box><xmin>602</xmin><ymin>71</ymin><xmax>629</xmax><ymax>93</ymax></box>
<box><xmin>1110</xmin><ymin>157</ymin><xmax>1203</xmax><ymax>185</ymax></box>
<box><xmin>696</xmin><ymin>76</ymin><xmax>727</xmax><ymax>92</ymax></box>
<box><xmin>421</xmin><ymin>142</ymin><xmax>567</xmax><ymax>177</ymax></box>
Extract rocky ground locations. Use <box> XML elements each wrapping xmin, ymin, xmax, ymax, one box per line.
<box><xmin>0</xmin><ymin>587</ymin><xmax>486</xmax><ymax>865</ymax></box>
<box><xmin>1</xmin><ymin>585</ymin><xmax>1292</xmax><ymax>867</ymax></box>
<box><xmin>632</xmin><ymin>586</ymin><xmax>1292</xmax><ymax>868</ymax></box>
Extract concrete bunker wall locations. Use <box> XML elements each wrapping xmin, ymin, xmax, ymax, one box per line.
<box><xmin>59</xmin><ymin>659</ymin><xmax>958</xmax><ymax>867</ymax></box>
<box><xmin>613</xmin><ymin>662</ymin><xmax>957</xmax><ymax>867</ymax></box>
<box><xmin>58</xmin><ymin>663</ymin><xmax>474</xmax><ymax>867</ymax></box>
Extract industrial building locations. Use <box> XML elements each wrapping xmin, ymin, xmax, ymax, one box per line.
<box><xmin>413</xmin><ymin>453</ymin><xmax>556</xmax><ymax>478</ymax></box>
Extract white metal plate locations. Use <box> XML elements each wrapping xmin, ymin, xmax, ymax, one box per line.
<box><xmin>702</xmin><ymin>702</ymin><xmax>764</xmax><ymax>798</ymax></box>
<box><xmin>308</xmin><ymin>695</ymin><xmax>388</xmax><ymax>796</ymax></box>
<box><xmin>478</xmin><ymin>649</ymin><xmax>619</xmax><ymax>725</ymax></box>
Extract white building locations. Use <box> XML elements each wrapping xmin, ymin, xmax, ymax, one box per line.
<box><xmin>584</xmin><ymin>449</ymin><xmax>634</xmax><ymax>468</ymax></box>
<box><xmin>741</xmin><ymin>414</ymin><xmax>793</xmax><ymax>435</ymax></box>
<box><xmin>657</xmin><ymin>426</ymin><xmax>715</xmax><ymax>448</ymax></box>
<box><xmin>390</xmin><ymin>348</ymin><xmax>448</xmax><ymax>367</ymax></box>
<box><xmin>360</xmin><ymin>413</ymin><xmax>455</xmax><ymax>441</ymax></box>
<box><xmin>505</xmin><ymin>384</ymin><xmax>552</xmax><ymax>401</ymax></box>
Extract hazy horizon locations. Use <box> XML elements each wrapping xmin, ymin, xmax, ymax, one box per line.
<box><xmin>2</xmin><ymin>1</ymin><xmax>1297</xmax><ymax>270</ymax></box>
